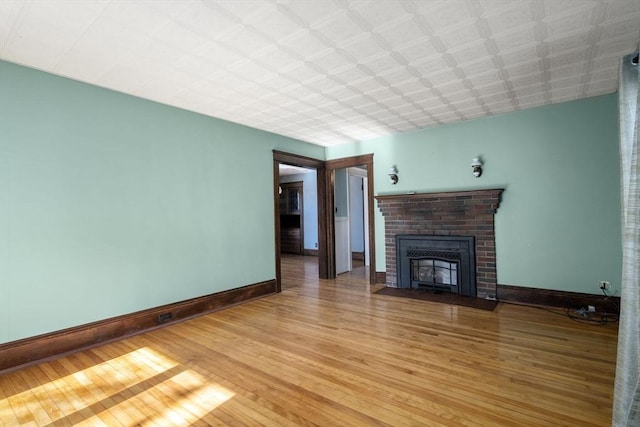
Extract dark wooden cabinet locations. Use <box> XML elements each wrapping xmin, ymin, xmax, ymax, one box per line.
<box><xmin>279</xmin><ymin>182</ymin><xmax>303</xmax><ymax>254</ymax></box>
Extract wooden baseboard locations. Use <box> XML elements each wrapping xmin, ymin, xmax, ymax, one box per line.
<box><xmin>497</xmin><ymin>284</ymin><xmax>620</xmax><ymax>309</ymax></box>
<box><xmin>0</xmin><ymin>280</ymin><xmax>276</xmax><ymax>373</ymax></box>
<box><xmin>352</xmin><ymin>251</ymin><xmax>365</xmax><ymax>261</ymax></box>
<box><xmin>303</xmin><ymin>249</ymin><xmax>319</xmax><ymax>256</ymax></box>
<box><xmin>375</xmin><ymin>271</ymin><xmax>387</xmax><ymax>285</ymax></box>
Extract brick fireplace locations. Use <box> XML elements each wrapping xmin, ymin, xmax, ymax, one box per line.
<box><xmin>375</xmin><ymin>189</ymin><xmax>504</xmax><ymax>298</ymax></box>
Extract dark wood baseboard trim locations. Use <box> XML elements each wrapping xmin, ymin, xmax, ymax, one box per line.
<box><xmin>375</xmin><ymin>271</ymin><xmax>387</xmax><ymax>285</ymax></box>
<box><xmin>303</xmin><ymin>249</ymin><xmax>319</xmax><ymax>256</ymax></box>
<box><xmin>352</xmin><ymin>251</ymin><xmax>365</xmax><ymax>261</ymax></box>
<box><xmin>0</xmin><ymin>280</ymin><xmax>276</xmax><ymax>374</ymax></box>
<box><xmin>497</xmin><ymin>284</ymin><xmax>620</xmax><ymax>309</ymax></box>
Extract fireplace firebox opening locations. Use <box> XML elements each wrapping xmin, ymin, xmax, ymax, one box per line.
<box><xmin>397</xmin><ymin>235</ymin><xmax>476</xmax><ymax>297</ymax></box>
<box><xmin>411</xmin><ymin>257</ymin><xmax>459</xmax><ymax>292</ymax></box>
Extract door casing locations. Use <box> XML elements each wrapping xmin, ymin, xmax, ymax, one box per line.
<box><xmin>273</xmin><ymin>150</ymin><xmax>375</xmax><ymax>291</ymax></box>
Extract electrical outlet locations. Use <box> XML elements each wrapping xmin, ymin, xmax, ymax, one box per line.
<box><xmin>598</xmin><ymin>280</ymin><xmax>610</xmax><ymax>290</ymax></box>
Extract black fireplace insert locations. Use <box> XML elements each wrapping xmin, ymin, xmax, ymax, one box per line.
<box><xmin>396</xmin><ymin>235</ymin><xmax>476</xmax><ymax>296</ymax></box>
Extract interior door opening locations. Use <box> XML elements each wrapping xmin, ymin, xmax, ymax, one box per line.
<box><xmin>326</xmin><ymin>154</ymin><xmax>375</xmax><ymax>285</ymax></box>
<box><xmin>333</xmin><ymin>165</ymin><xmax>370</xmax><ymax>276</ymax></box>
<box><xmin>278</xmin><ymin>163</ymin><xmax>319</xmax><ymax>289</ymax></box>
<box><xmin>273</xmin><ymin>151</ymin><xmax>375</xmax><ymax>291</ymax></box>
<box><xmin>273</xmin><ymin>151</ymin><xmax>326</xmax><ymax>292</ymax></box>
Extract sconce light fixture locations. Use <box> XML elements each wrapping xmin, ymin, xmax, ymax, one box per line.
<box><xmin>389</xmin><ymin>166</ymin><xmax>398</xmax><ymax>185</ymax></box>
<box><xmin>471</xmin><ymin>157</ymin><xmax>483</xmax><ymax>178</ymax></box>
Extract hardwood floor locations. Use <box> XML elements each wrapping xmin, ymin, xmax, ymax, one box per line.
<box><xmin>1</xmin><ymin>255</ymin><xmax>618</xmax><ymax>426</ymax></box>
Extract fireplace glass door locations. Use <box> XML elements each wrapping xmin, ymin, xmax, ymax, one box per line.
<box><xmin>411</xmin><ymin>258</ymin><xmax>459</xmax><ymax>292</ymax></box>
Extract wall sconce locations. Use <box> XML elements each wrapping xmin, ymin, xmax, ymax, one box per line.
<box><xmin>471</xmin><ymin>157</ymin><xmax>483</xmax><ymax>178</ymax></box>
<box><xmin>389</xmin><ymin>166</ymin><xmax>398</xmax><ymax>185</ymax></box>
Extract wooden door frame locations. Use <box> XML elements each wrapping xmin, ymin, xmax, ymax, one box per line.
<box><xmin>325</xmin><ymin>154</ymin><xmax>375</xmax><ymax>285</ymax></box>
<box><xmin>273</xmin><ymin>151</ymin><xmax>375</xmax><ymax>290</ymax></box>
<box><xmin>273</xmin><ymin>151</ymin><xmax>328</xmax><ymax>292</ymax></box>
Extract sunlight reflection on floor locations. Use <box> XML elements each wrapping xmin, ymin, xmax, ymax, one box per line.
<box><xmin>1</xmin><ymin>347</ymin><xmax>234</xmax><ymax>425</ymax></box>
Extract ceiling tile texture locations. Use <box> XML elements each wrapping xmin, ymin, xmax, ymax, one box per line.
<box><xmin>1</xmin><ymin>0</ymin><xmax>639</xmax><ymax>146</ymax></box>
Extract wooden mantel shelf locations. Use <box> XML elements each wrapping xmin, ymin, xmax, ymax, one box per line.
<box><xmin>375</xmin><ymin>188</ymin><xmax>504</xmax><ymax>201</ymax></box>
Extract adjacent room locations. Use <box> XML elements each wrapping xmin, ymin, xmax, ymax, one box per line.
<box><xmin>1</xmin><ymin>1</ymin><xmax>638</xmax><ymax>425</ymax></box>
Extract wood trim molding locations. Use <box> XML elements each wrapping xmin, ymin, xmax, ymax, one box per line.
<box><xmin>497</xmin><ymin>284</ymin><xmax>620</xmax><ymax>309</ymax></box>
<box><xmin>273</xmin><ymin>150</ymin><xmax>328</xmax><ymax>281</ymax></box>
<box><xmin>0</xmin><ymin>280</ymin><xmax>276</xmax><ymax>374</ymax></box>
<box><xmin>325</xmin><ymin>154</ymin><xmax>374</xmax><ymax>170</ymax></box>
<box><xmin>316</xmin><ymin>165</ymin><xmax>329</xmax><ymax>279</ymax></box>
<box><xmin>325</xmin><ymin>153</ymin><xmax>376</xmax><ymax>285</ymax></box>
<box><xmin>273</xmin><ymin>150</ymin><xmax>324</xmax><ymax>168</ymax></box>
<box><xmin>375</xmin><ymin>188</ymin><xmax>505</xmax><ymax>201</ymax></box>
<box><xmin>324</xmin><ymin>167</ymin><xmax>336</xmax><ymax>278</ymax></box>
<box><xmin>273</xmin><ymin>157</ymin><xmax>283</xmax><ymax>292</ymax></box>
<box><xmin>375</xmin><ymin>272</ymin><xmax>387</xmax><ymax>285</ymax></box>
<box><xmin>303</xmin><ymin>249</ymin><xmax>319</xmax><ymax>256</ymax></box>
<box><xmin>273</xmin><ymin>151</ymin><xmax>375</xmax><ymax>285</ymax></box>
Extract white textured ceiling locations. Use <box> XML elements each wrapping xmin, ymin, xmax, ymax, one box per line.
<box><xmin>1</xmin><ymin>1</ymin><xmax>639</xmax><ymax>147</ymax></box>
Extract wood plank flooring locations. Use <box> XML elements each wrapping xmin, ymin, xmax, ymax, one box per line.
<box><xmin>1</xmin><ymin>255</ymin><xmax>618</xmax><ymax>426</ymax></box>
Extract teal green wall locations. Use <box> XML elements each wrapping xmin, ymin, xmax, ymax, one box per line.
<box><xmin>327</xmin><ymin>95</ymin><xmax>622</xmax><ymax>295</ymax></box>
<box><xmin>0</xmin><ymin>59</ymin><xmax>623</xmax><ymax>343</ymax></box>
<box><xmin>0</xmin><ymin>61</ymin><xmax>323</xmax><ymax>343</ymax></box>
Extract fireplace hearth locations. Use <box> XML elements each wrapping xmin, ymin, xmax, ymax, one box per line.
<box><xmin>397</xmin><ymin>235</ymin><xmax>476</xmax><ymax>296</ymax></box>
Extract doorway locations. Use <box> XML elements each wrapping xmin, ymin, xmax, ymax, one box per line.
<box><xmin>326</xmin><ymin>153</ymin><xmax>375</xmax><ymax>284</ymax></box>
<box><xmin>273</xmin><ymin>151</ymin><xmax>326</xmax><ymax>292</ymax></box>
<box><xmin>333</xmin><ymin>166</ymin><xmax>370</xmax><ymax>275</ymax></box>
<box><xmin>273</xmin><ymin>151</ymin><xmax>375</xmax><ymax>291</ymax></box>
<box><xmin>278</xmin><ymin>164</ymin><xmax>319</xmax><ymax>290</ymax></box>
